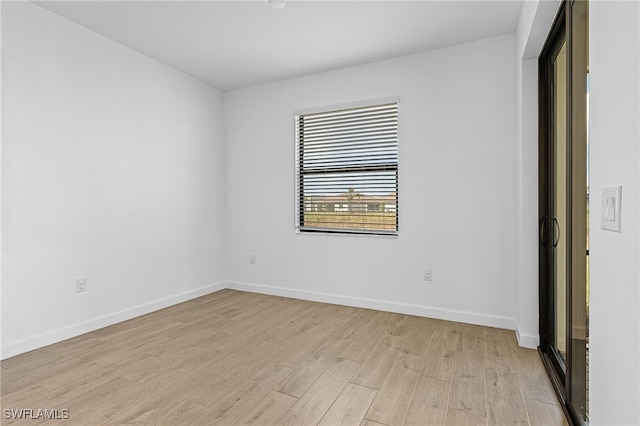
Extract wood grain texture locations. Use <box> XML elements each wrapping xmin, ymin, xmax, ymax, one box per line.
<box><xmin>485</xmin><ymin>368</ymin><xmax>530</xmax><ymax>426</ymax></box>
<box><xmin>234</xmin><ymin>391</ymin><xmax>298</xmax><ymax>425</ymax></box>
<box><xmin>403</xmin><ymin>375</ymin><xmax>449</xmax><ymax>425</ymax></box>
<box><xmin>449</xmin><ymin>377</ymin><xmax>486</xmax><ymax>418</ymax></box>
<box><xmin>525</xmin><ymin>399</ymin><xmax>569</xmax><ymax>426</ymax></box>
<box><xmin>1</xmin><ymin>290</ymin><xmax>564</xmax><ymax>426</ymax></box>
<box><xmin>350</xmin><ymin>334</ymin><xmax>401</xmax><ymax>389</ymax></box>
<box><xmin>318</xmin><ymin>383</ymin><xmax>377</xmax><ymax>426</ymax></box>
<box><xmin>276</xmin><ymin>357</ymin><xmax>361</xmax><ymax>426</ymax></box>
<box><xmin>360</xmin><ymin>419</ymin><xmax>389</xmax><ymax>426</ymax></box>
<box><xmin>446</xmin><ymin>409</ymin><xmax>489</xmax><ymax>426</ymax></box>
<box><xmin>483</xmin><ymin>327</ymin><xmax>516</xmax><ymax>374</ymax></box>
<box><xmin>364</xmin><ymin>353</ymin><xmax>424</xmax><ymax>425</ymax></box>
<box><xmin>422</xmin><ymin>321</ymin><xmax>459</xmax><ymax>381</ymax></box>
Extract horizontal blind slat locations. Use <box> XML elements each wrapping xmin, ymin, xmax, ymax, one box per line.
<box><xmin>303</xmin><ymin>104</ymin><xmax>397</xmax><ymax>121</ymax></box>
<box><xmin>303</xmin><ymin>110</ymin><xmax>397</xmax><ymax>124</ymax></box>
<box><xmin>302</xmin><ymin>129</ymin><xmax>397</xmax><ymax>142</ymax></box>
<box><xmin>302</xmin><ymin>139</ymin><xmax>397</xmax><ymax>151</ymax></box>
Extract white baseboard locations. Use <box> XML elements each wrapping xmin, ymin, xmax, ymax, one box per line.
<box><xmin>515</xmin><ymin>322</ymin><xmax>540</xmax><ymax>349</ymax></box>
<box><xmin>227</xmin><ymin>281</ymin><xmax>517</xmax><ymax>332</ymax></box>
<box><xmin>1</xmin><ymin>281</ymin><xmax>226</xmax><ymax>360</ymax></box>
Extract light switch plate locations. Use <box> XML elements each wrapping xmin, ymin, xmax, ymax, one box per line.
<box><xmin>601</xmin><ymin>186</ymin><xmax>622</xmax><ymax>232</ymax></box>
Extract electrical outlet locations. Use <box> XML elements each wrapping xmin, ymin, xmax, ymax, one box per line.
<box><xmin>423</xmin><ymin>269</ymin><xmax>433</xmax><ymax>281</ymax></box>
<box><xmin>250</xmin><ymin>254</ymin><xmax>256</xmax><ymax>265</ymax></box>
<box><xmin>76</xmin><ymin>277</ymin><xmax>87</xmax><ymax>292</ymax></box>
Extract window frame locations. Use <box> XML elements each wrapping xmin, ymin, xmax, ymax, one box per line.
<box><xmin>294</xmin><ymin>97</ymin><xmax>399</xmax><ymax>237</ymax></box>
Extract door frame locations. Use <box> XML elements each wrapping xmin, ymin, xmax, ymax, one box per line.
<box><xmin>538</xmin><ymin>0</ymin><xmax>569</xmax><ymax>397</ymax></box>
<box><xmin>538</xmin><ymin>1</ymin><xmax>589</xmax><ymax>425</ymax></box>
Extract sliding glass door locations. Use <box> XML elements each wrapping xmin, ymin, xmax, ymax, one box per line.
<box><xmin>539</xmin><ymin>1</ymin><xmax>589</xmax><ymax>424</ymax></box>
<box><xmin>540</xmin><ymin>7</ymin><xmax>568</xmax><ymax>386</ymax></box>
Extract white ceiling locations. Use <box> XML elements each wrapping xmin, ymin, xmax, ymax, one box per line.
<box><xmin>34</xmin><ymin>0</ymin><xmax>524</xmax><ymax>91</ymax></box>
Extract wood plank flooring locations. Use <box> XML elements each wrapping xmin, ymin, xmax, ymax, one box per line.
<box><xmin>1</xmin><ymin>290</ymin><xmax>567</xmax><ymax>425</ymax></box>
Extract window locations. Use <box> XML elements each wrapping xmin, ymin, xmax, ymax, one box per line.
<box><xmin>295</xmin><ymin>99</ymin><xmax>398</xmax><ymax>235</ymax></box>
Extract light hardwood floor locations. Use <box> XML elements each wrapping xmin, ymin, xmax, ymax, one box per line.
<box><xmin>1</xmin><ymin>290</ymin><xmax>567</xmax><ymax>425</ymax></box>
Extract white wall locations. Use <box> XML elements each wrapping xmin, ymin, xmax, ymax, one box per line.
<box><xmin>589</xmin><ymin>1</ymin><xmax>640</xmax><ymax>424</ymax></box>
<box><xmin>1</xmin><ymin>2</ymin><xmax>226</xmax><ymax>358</ymax></box>
<box><xmin>514</xmin><ymin>55</ymin><xmax>540</xmax><ymax>348</ymax></box>
<box><xmin>224</xmin><ymin>34</ymin><xmax>518</xmax><ymax>329</ymax></box>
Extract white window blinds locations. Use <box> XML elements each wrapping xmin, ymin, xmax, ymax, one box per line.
<box><xmin>295</xmin><ymin>100</ymin><xmax>398</xmax><ymax>235</ymax></box>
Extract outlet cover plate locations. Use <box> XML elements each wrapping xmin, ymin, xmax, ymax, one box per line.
<box><xmin>423</xmin><ymin>269</ymin><xmax>433</xmax><ymax>281</ymax></box>
<box><xmin>76</xmin><ymin>278</ymin><xmax>87</xmax><ymax>292</ymax></box>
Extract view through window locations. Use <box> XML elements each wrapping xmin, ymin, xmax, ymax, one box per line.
<box><xmin>295</xmin><ymin>100</ymin><xmax>399</xmax><ymax>235</ymax></box>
